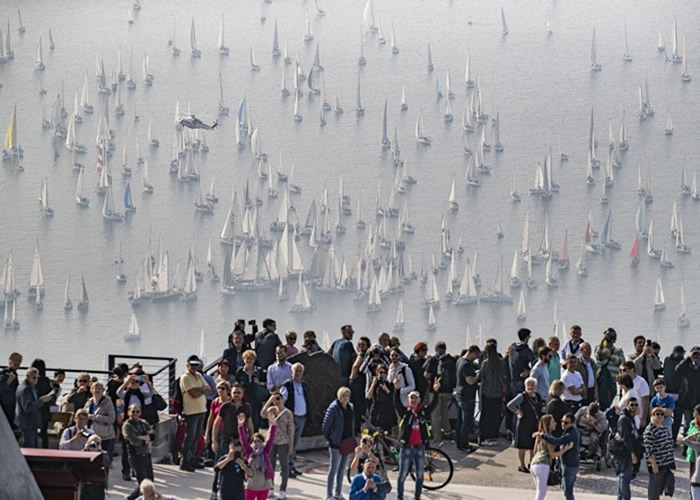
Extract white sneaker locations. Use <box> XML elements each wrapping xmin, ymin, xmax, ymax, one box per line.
<box><xmin>279</xmin><ymin>492</ymin><xmax>287</xmax><ymax>500</ymax></box>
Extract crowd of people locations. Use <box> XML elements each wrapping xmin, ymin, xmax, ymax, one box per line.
<box><xmin>2</xmin><ymin>319</ymin><xmax>700</xmax><ymax>500</ymax></box>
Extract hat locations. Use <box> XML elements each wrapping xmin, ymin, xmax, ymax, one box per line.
<box><xmin>187</xmin><ymin>355</ymin><xmax>202</xmax><ymax>365</ymax></box>
<box><xmin>690</xmin><ymin>346</ymin><xmax>700</xmax><ymax>355</ymax></box>
<box><xmin>673</xmin><ymin>345</ymin><xmax>686</xmax><ymax>355</ymax></box>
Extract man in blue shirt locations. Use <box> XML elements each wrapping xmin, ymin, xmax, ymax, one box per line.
<box><xmin>330</xmin><ymin>325</ymin><xmax>356</xmax><ymax>387</ymax></box>
<box><xmin>536</xmin><ymin>412</ymin><xmax>580</xmax><ymax>500</ymax></box>
<box><xmin>267</xmin><ymin>345</ymin><xmax>293</xmax><ymax>392</ymax></box>
<box><xmin>349</xmin><ymin>458</ymin><xmax>386</xmax><ymax>500</ymax></box>
<box><xmin>281</xmin><ymin>363</ymin><xmax>310</xmax><ymax>478</ymax></box>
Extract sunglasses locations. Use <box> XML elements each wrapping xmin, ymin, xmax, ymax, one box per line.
<box><xmin>217</xmin><ymin>387</ymin><xmax>227</xmax><ymax>391</ymax></box>
<box><xmin>253</xmin><ymin>438</ymin><xmax>264</xmax><ymax>444</ymax></box>
<box><xmin>652</xmin><ymin>413</ymin><xmax>664</xmax><ymax>417</ymax></box>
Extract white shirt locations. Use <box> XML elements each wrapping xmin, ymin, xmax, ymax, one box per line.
<box><xmin>561</xmin><ymin>369</ymin><xmax>584</xmax><ymax>402</ymax></box>
<box><xmin>618</xmin><ymin>388</ymin><xmax>641</xmax><ymax>428</ymax></box>
<box><xmin>632</xmin><ymin>375</ymin><xmax>650</xmax><ymax>399</ymax></box>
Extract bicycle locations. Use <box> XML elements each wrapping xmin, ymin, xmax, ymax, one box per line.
<box><xmin>346</xmin><ymin>420</ymin><xmax>454</xmax><ymax>490</ymax></box>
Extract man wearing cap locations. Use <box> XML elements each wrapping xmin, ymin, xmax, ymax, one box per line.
<box><xmin>179</xmin><ymin>355</ymin><xmax>211</xmax><ymax>472</ymax></box>
<box><xmin>676</xmin><ymin>346</ymin><xmax>700</xmax><ymax>437</ymax></box>
<box><xmin>663</xmin><ymin>345</ymin><xmax>687</xmax><ymax>442</ymax></box>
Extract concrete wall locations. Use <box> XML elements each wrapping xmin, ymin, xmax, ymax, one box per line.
<box><xmin>0</xmin><ymin>412</ymin><xmax>44</xmax><ymax>500</ymax></box>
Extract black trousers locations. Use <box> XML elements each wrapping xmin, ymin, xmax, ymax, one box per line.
<box><xmin>126</xmin><ymin>452</ymin><xmax>153</xmax><ymax>500</ymax></box>
<box><xmin>479</xmin><ymin>396</ymin><xmax>503</xmax><ymax>440</ymax></box>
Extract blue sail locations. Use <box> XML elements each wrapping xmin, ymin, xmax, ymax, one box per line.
<box><xmin>124</xmin><ymin>183</ymin><xmax>132</xmax><ymax>208</ymax></box>
<box><xmin>600</xmin><ymin>208</ymin><xmax>612</xmax><ymax>243</ymax></box>
<box><xmin>435</xmin><ymin>77</ymin><xmax>441</xmax><ymax>98</ymax></box>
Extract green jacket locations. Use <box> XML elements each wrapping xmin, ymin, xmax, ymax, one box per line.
<box><xmin>687</xmin><ymin>420</ymin><xmax>699</xmax><ymax>464</ymax></box>
<box><xmin>122</xmin><ymin>418</ymin><xmax>152</xmax><ymax>456</ymax></box>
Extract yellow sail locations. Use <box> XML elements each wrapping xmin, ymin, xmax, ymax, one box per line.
<box><xmin>5</xmin><ymin>106</ymin><xmax>16</xmax><ymax>150</ymax></box>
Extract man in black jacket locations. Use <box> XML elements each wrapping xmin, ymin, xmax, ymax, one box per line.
<box><xmin>663</xmin><ymin>345</ymin><xmax>686</xmax><ymax>442</ymax></box>
<box><xmin>611</xmin><ymin>398</ymin><xmax>640</xmax><ymax>500</ymax></box>
<box><xmin>281</xmin><ymin>362</ymin><xmax>311</xmax><ymax>478</ymax></box>
<box><xmin>394</xmin><ymin>378</ymin><xmax>439</xmax><ymax>500</ymax></box>
<box><xmin>255</xmin><ymin>318</ymin><xmax>281</xmax><ymax>370</ymax></box>
<box><xmin>677</xmin><ymin>346</ymin><xmax>700</xmax><ymax>437</ymax></box>
<box><xmin>0</xmin><ymin>352</ymin><xmax>22</xmax><ymax>431</ymax></box>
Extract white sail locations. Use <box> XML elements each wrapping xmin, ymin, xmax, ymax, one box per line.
<box><xmin>125</xmin><ymin>313</ymin><xmax>141</xmax><ymax>340</ymax></box>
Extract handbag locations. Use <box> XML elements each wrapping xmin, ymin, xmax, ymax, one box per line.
<box><xmin>339</xmin><ymin>436</ymin><xmax>357</xmax><ymax>456</ymax></box>
<box><xmin>547</xmin><ymin>459</ymin><xmax>561</xmax><ymax>485</ymax></box>
<box><xmin>152</xmin><ymin>393</ymin><xmax>168</xmax><ymax>412</ymax></box>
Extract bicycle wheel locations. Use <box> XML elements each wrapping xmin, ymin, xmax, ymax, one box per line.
<box><xmin>409</xmin><ymin>446</ymin><xmax>453</xmax><ymax>490</ymax></box>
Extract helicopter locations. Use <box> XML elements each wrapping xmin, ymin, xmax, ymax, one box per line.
<box><xmin>178</xmin><ymin>114</ymin><xmax>218</xmax><ymax>130</ymax></box>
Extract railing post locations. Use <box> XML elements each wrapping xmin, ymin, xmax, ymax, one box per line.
<box><xmin>168</xmin><ymin>359</ymin><xmax>177</xmax><ymax>398</ymax></box>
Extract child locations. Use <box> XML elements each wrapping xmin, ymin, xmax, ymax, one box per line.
<box><xmin>238</xmin><ymin>412</ymin><xmax>277</xmax><ymax>500</ymax></box>
<box><xmin>650</xmin><ymin>378</ymin><xmax>675</xmax><ymax>436</ymax></box>
<box><xmin>216</xmin><ymin>439</ymin><xmax>252</xmax><ymax>500</ymax></box>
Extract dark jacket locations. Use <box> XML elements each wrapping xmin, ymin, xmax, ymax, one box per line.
<box><xmin>255</xmin><ymin>330</ymin><xmax>282</xmax><ymax>370</ymax></box>
<box><xmin>322</xmin><ymin>399</ymin><xmax>354</xmax><ymax>447</ymax></box>
<box><xmin>508</xmin><ymin>342</ymin><xmax>535</xmax><ymax>388</ymax></box>
<box><xmin>542</xmin><ymin>426</ymin><xmax>581</xmax><ymax>467</ymax></box>
<box><xmin>0</xmin><ymin>368</ymin><xmax>20</xmax><ymax>425</ymax></box>
<box><xmin>662</xmin><ymin>354</ymin><xmax>684</xmax><ymax>394</ymax></box>
<box><xmin>676</xmin><ymin>358</ymin><xmax>700</xmax><ymax>410</ymax></box>
<box><xmin>576</xmin><ymin>356</ymin><xmax>598</xmax><ymax>402</ymax></box>
<box><xmin>15</xmin><ymin>380</ymin><xmax>44</xmax><ymax>430</ymax></box>
<box><xmin>613</xmin><ymin>409</ymin><xmax>638</xmax><ymax>465</ymax></box>
<box><xmin>394</xmin><ymin>390</ymin><xmax>438</xmax><ymax>448</ymax></box>
<box><xmin>408</xmin><ymin>354</ymin><xmax>429</xmax><ymax>397</ymax></box>
<box><xmin>222</xmin><ymin>346</ymin><xmax>246</xmax><ymax>374</ymax></box>
<box><xmin>283</xmin><ymin>379</ymin><xmax>311</xmax><ymax>426</ymax></box>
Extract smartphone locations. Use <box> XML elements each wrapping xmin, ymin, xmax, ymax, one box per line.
<box><xmin>81</xmin><ymin>430</ymin><xmax>92</xmax><ymax>438</ymax></box>
<box><xmin>248</xmin><ymin>320</ymin><xmax>256</xmax><ymax>325</ymax></box>
<box><xmin>137</xmin><ymin>375</ymin><xmax>144</xmax><ymax>383</ymax></box>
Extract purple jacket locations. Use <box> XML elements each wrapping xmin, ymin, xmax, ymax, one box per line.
<box><xmin>238</xmin><ymin>424</ymin><xmax>276</xmax><ymax>480</ymax></box>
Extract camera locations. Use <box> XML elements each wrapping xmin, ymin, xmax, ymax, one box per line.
<box><xmin>81</xmin><ymin>430</ymin><xmax>92</xmax><ymax>438</ymax></box>
<box><xmin>248</xmin><ymin>320</ymin><xmax>256</xmax><ymax>325</ymax></box>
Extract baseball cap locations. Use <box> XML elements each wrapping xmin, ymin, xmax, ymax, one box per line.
<box><xmin>187</xmin><ymin>355</ymin><xmax>202</xmax><ymax>365</ymax></box>
<box><xmin>690</xmin><ymin>346</ymin><xmax>700</xmax><ymax>355</ymax></box>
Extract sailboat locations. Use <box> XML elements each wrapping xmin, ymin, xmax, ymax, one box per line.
<box><xmin>660</xmin><ymin>247</ymin><xmax>674</xmax><ymax>268</ymax></box>
<box><xmin>103</xmin><ymin>185</ymin><xmax>124</xmax><ymax>221</ymax></box>
<box><xmin>218</xmin><ymin>14</ymin><xmax>229</xmax><ymax>55</ymax></box>
<box><xmin>355</xmin><ymin>72</ymin><xmax>364</xmax><ymax>115</ymax></box>
<box><xmin>426</xmin><ymin>304</ymin><xmax>437</xmax><ymax>331</ymax></box>
<box><xmin>480</xmin><ymin>257</ymin><xmax>512</xmax><ymax>303</ymax></box>
<box><xmin>290</xmin><ymin>272</ymin><xmax>313</xmax><ymax>313</ymax></box>
<box><xmin>380</xmin><ymin>99</ymin><xmax>390</xmax><ymax>148</ymax></box>
<box><xmin>600</xmin><ymin>208</ymin><xmax>620</xmax><ymax>249</ymax></box>
<box><xmin>63</xmin><ymin>276</ymin><xmax>73</xmax><ymax>311</ymax></box>
<box><xmin>678</xmin><ymin>280</ymin><xmax>689</xmax><ymax>327</ymax></box>
<box><xmin>427</xmin><ymin>43</ymin><xmax>434</xmax><ymax>72</ymax></box>
<box><xmin>545</xmin><ymin>255</ymin><xmax>559</xmax><ymax>287</ymax></box>
<box><xmin>511</xmin><ymin>174</ymin><xmax>521</xmax><ymax>201</ymax></box>
<box><xmin>671</xmin><ymin>17</ymin><xmax>682</xmax><ymax>63</ymax></box>
<box><xmin>4</xmin><ymin>299</ymin><xmax>19</xmax><ymax>330</ymax></box>
<box><xmin>629</xmin><ymin>235</ymin><xmax>640</xmax><ymax>265</ymax></box>
<box><xmin>516</xmin><ymin>290</ymin><xmax>527</xmax><ymax>322</ymax></box>
<box><xmin>675</xmin><ymin>217</ymin><xmax>691</xmax><ymax>254</ymax></box>
<box><xmin>293</xmin><ymin>90</ymin><xmax>302</xmax><ymax>122</ymax></box>
<box><xmin>500</xmin><ymin>7</ymin><xmax>509</xmax><ymax>35</ymax></box>
<box><xmin>190</xmin><ymin>18</ymin><xmax>201</xmax><ymax>58</ymax></box>
<box><xmin>546</xmin><ymin>17</ymin><xmax>553</xmax><ymax>36</ymax></box>
<box><xmin>75</xmin><ymin>167</ymin><xmax>90</xmax><ymax>206</ymax></box>
<box><xmin>250</xmin><ymin>45</ymin><xmax>260</xmax><ymax>71</ymax></box>
<box><xmin>116</xmin><ymin>243</ymin><xmax>127</xmax><ymax>282</ymax></box>
<box><xmin>123</xmin><ymin>183</ymin><xmax>136</xmax><ymax>213</ymax></box>
<box><xmin>558</xmin><ymin>230</ymin><xmax>570</xmax><ymax>270</ymax></box>
<box><xmin>170</xmin><ymin>19</ymin><xmax>181</xmax><ymax>56</ymax></box>
<box><xmin>358</xmin><ymin>26</ymin><xmax>366</xmax><ymax>66</ymax></box>
<box><xmin>415</xmin><ymin>108</ymin><xmax>431</xmax><ymax>145</ymax></box>
<box><xmin>681</xmin><ymin>37</ymin><xmax>691</xmax><ymax>82</ymax></box>
<box><xmin>390</xmin><ymin>20</ymin><xmax>399</xmax><ymax>54</ymax></box>
<box><xmin>77</xmin><ymin>276</ymin><xmax>89</xmax><ymax>310</ymax></box>
<box><xmin>28</xmin><ymin>243</ymin><xmax>45</xmax><ymax>298</ymax></box>
<box><xmin>591</xmin><ymin>27</ymin><xmax>602</xmax><ymax>71</ymax></box>
<box><xmin>509</xmin><ymin>250</ymin><xmax>521</xmax><ymax>288</ymax></box>
<box><xmin>664</xmin><ymin>114</ymin><xmax>674</xmax><ymax>135</ymax></box>
<box><xmin>303</xmin><ymin>10</ymin><xmax>314</xmax><ymax>41</ymax></box>
<box><xmin>125</xmin><ymin>314</ymin><xmax>141</xmax><ymax>341</ymax></box>
<box><xmin>654</xmin><ymin>278</ymin><xmax>665</xmax><ymax>311</ymax></box>
<box><xmin>623</xmin><ymin>20</ymin><xmax>632</xmax><ymax>61</ymax></box>
<box><xmin>447</xmin><ymin>177</ymin><xmax>458</xmax><ymax>211</ymax></box>
<box><xmin>692</xmin><ymin>171</ymin><xmax>700</xmax><ymax>200</ymax></box>
<box><xmin>34</xmin><ymin>37</ymin><xmax>45</xmax><ymax>71</ymax></box>
<box><xmin>181</xmin><ymin>251</ymin><xmax>198</xmax><ymax>301</ymax></box>
<box><xmin>39</xmin><ymin>178</ymin><xmax>54</xmax><ymax>216</ymax></box>
<box><xmin>576</xmin><ymin>243</ymin><xmax>588</xmax><ymax>277</ymax></box>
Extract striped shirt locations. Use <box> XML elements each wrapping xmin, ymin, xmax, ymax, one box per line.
<box><xmin>643</xmin><ymin>424</ymin><xmax>675</xmax><ymax>468</ymax></box>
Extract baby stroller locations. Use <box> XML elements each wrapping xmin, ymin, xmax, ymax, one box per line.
<box><xmin>578</xmin><ymin>427</ymin><xmax>607</xmax><ymax>471</ymax></box>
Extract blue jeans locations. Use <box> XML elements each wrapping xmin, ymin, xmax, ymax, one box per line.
<box><xmin>289</xmin><ymin>415</ymin><xmax>306</xmax><ymax>468</ymax></box>
<box><xmin>21</xmin><ymin>428</ymin><xmax>38</xmax><ymax>448</ymax></box>
<box><xmin>398</xmin><ymin>445</ymin><xmax>425</xmax><ymax>500</ymax></box>
<box><xmin>561</xmin><ymin>463</ymin><xmax>578</xmax><ymax>500</ymax></box>
<box><xmin>455</xmin><ymin>396</ymin><xmax>475</xmax><ymax>449</ymax></box>
<box><xmin>102</xmin><ymin>438</ymin><xmax>115</xmax><ymax>461</ymax></box>
<box><xmin>617</xmin><ymin>461</ymin><xmax>632</xmax><ymax>500</ymax></box>
<box><xmin>327</xmin><ymin>447</ymin><xmax>349</xmax><ymax>498</ymax></box>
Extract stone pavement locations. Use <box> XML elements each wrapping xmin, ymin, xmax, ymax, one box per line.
<box><xmin>107</xmin><ymin>441</ymin><xmax>690</xmax><ymax>499</ymax></box>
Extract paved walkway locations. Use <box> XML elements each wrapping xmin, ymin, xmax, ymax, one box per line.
<box><xmin>106</xmin><ymin>440</ymin><xmax>691</xmax><ymax>499</ymax></box>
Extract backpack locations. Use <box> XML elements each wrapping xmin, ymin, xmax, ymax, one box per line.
<box><xmin>169</xmin><ymin>377</ymin><xmax>184</xmax><ymax>415</ymax></box>
<box><xmin>437</xmin><ymin>354</ymin><xmax>457</xmax><ymax>392</ymax></box>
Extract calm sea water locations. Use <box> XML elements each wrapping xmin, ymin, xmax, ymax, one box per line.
<box><xmin>1</xmin><ymin>0</ymin><xmax>699</xmax><ymax>369</ymax></box>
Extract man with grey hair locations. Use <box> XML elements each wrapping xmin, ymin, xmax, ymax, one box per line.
<box><xmin>281</xmin><ymin>362</ymin><xmax>310</xmax><ymax>478</ymax></box>
<box><xmin>15</xmin><ymin>366</ymin><xmax>53</xmax><ymax>447</ymax></box>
